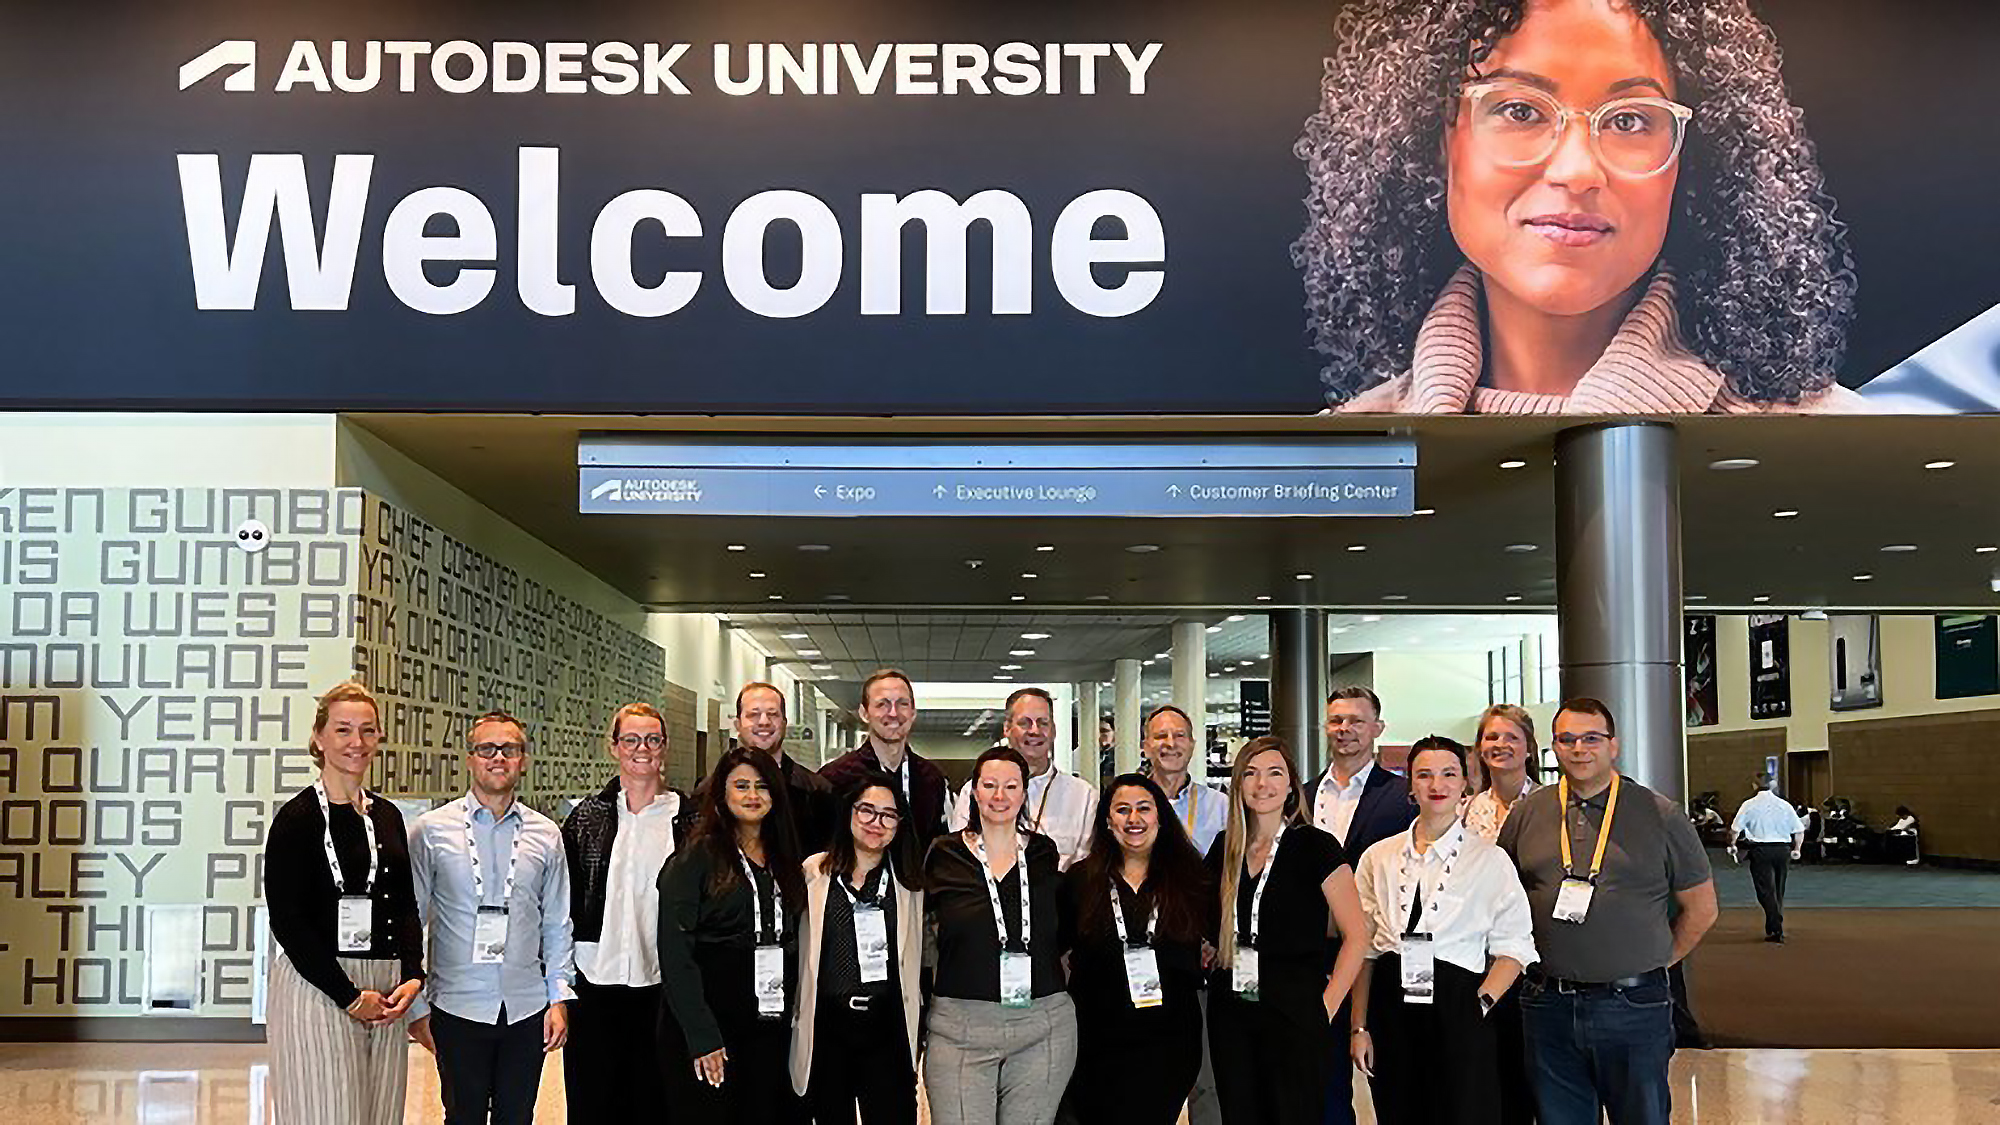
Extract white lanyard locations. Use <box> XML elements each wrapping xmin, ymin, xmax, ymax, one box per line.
<box><xmin>837</xmin><ymin>858</ymin><xmax>893</xmax><ymax>909</ymax></box>
<box><xmin>1241</xmin><ymin>827</ymin><xmax>1286</xmax><ymax>947</ymax></box>
<box><xmin>1396</xmin><ymin>824</ymin><xmax>1464</xmax><ymax>935</ymax></box>
<box><xmin>465</xmin><ymin>797</ymin><xmax>523</xmax><ymax>907</ymax></box>
<box><xmin>739</xmin><ymin>850</ymin><xmax>783</xmax><ymax>944</ymax></box>
<box><xmin>970</xmin><ymin>832</ymin><xmax>1032</xmax><ymax>952</ymax></box>
<box><xmin>313</xmin><ymin>781</ymin><xmax>378</xmax><ymax>895</ymax></box>
<box><xmin>1108</xmin><ymin>879</ymin><xmax>1159</xmax><ymax>948</ymax></box>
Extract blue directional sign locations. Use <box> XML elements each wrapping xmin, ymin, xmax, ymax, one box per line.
<box><xmin>578</xmin><ymin>439</ymin><xmax>1416</xmax><ymax>517</ymax></box>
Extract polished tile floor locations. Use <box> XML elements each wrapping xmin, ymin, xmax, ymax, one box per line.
<box><xmin>2</xmin><ymin>1043</ymin><xmax>1996</xmax><ymax>1123</ymax></box>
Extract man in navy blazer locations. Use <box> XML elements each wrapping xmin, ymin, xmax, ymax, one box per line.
<box><xmin>1311</xmin><ymin>685</ymin><xmax>1416</xmax><ymax>1125</ymax></box>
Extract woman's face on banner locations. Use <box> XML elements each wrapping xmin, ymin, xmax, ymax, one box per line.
<box><xmin>1445</xmin><ymin>0</ymin><xmax>1679</xmax><ymax>318</ymax></box>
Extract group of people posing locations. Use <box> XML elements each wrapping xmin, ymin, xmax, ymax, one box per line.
<box><xmin>267</xmin><ymin>670</ymin><xmax>1715</xmax><ymax>1125</ymax></box>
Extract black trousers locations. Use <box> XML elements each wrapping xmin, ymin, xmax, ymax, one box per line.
<box><xmin>658</xmin><ymin>946</ymin><xmax>805</xmax><ymax>1125</ymax></box>
<box><xmin>1067</xmin><ymin>985</ymin><xmax>1203</xmax><ymax>1124</ymax></box>
<box><xmin>1364</xmin><ymin>959</ymin><xmax>1497</xmax><ymax>1125</ymax></box>
<box><xmin>806</xmin><ymin>994</ymin><xmax>916</xmax><ymax>1125</ymax></box>
<box><xmin>430</xmin><ymin>1004</ymin><xmax>546</xmax><ymax>1125</ymax></box>
<box><xmin>1208</xmin><ymin>967</ymin><xmax>1333</xmax><ymax>1125</ymax></box>
<box><xmin>1747</xmin><ymin>843</ymin><xmax>1791</xmax><ymax>937</ymax></box>
<box><xmin>1492</xmin><ymin>986</ymin><xmax>1537</xmax><ymax>1125</ymax></box>
<box><xmin>564</xmin><ymin>974</ymin><xmax>664</xmax><ymax>1120</ymax></box>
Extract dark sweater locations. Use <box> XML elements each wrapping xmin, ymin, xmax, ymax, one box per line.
<box><xmin>263</xmin><ymin>785</ymin><xmax>424</xmax><ymax>1008</ymax></box>
<box><xmin>656</xmin><ymin>844</ymin><xmax>801</xmax><ymax>1059</ymax></box>
<box><xmin>561</xmin><ymin>777</ymin><xmax>693</xmax><ymax>944</ymax></box>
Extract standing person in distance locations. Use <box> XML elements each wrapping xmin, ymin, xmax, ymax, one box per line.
<box><xmin>1207</xmin><ymin>736</ymin><xmax>1370</xmax><ymax>1125</ymax></box>
<box><xmin>561</xmin><ymin>703</ymin><xmax>693</xmax><ymax>1121</ymax></box>
<box><xmin>924</xmin><ymin>747</ymin><xmax>1078</xmax><ymax>1125</ymax></box>
<box><xmin>1498</xmin><ymin>699</ymin><xmax>1717</xmax><ymax>1125</ymax></box>
<box><xmin>657</xmin><ymin>748</ymin><xmax>808</xmax><ymax>1124</ymax></box>
<box><xmin>1726</xmin><ymin>775</ymin><xmax>1805</xmax><ymax>943</ymax></box>
<box><xmin>950</xmin><ymin>687</ymin><xmax>1098</xmax><ymax>869</ymax></box>
<box><xmin>407</xmin><ymin>711</ymin><xmax>575</xmax><ymax>1125</ymax></box>
<box><xmin>1062</xmin><ymin>773</ymin><xmax>1214</xmax><ymax>1124</ymax></box>
<box><xmin>736</xmin><ymin>682</ymin><xmax>837</xmax><ymax>856</ymax></box>
<box><xmin>264</xmin><ymin>682</ymin><xmax>424</xmax><ymax>1125</ymax></box>
<box><xmin>1461</xmin><ymin>704</ymin><xmax>1542</xmax><ymax>1125</ymax></box>
<box><xmin>792</xmin><ymin>779</ymin><xmax>926</xmax><ymax>1125</ymax></box>
<box><xmin>820</xmin><ymin>669</ymin><xmax>952</xmax><ymax>851</ymax></box>
<box><xmin>1350</xmin><ymin>737</ymin><xmax>1536</xmax><ymax>1125</ymax></box>
<box><xmin>1144</xmin><ymin>704</ymin><xmax>1229</xmax><ymax>857</ymax></box>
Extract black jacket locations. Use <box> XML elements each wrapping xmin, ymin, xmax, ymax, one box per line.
<box><xmin>562</xmin><ymin>777</ymin><xmax>694</xmax><ymax>944</ymax></box>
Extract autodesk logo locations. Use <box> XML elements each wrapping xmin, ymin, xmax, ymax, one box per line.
<box><xmin>588</xmin><ymin>479</ymin><xmax>623</xmax><ymax>501</ymax></box>
<box><xmin>180</xmin><ymin>41</ymin><xmax>257</xmax><ymax>92</ymax></box>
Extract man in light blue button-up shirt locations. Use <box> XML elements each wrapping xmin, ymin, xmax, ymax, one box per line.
<box><xmin>409</xmin><ymin>711</ymin><xmax>575</xmax><ymax>1124</ymax></box>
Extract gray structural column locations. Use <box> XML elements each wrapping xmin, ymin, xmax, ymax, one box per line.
<box><xmin>1269</xmin><ymin>609</ymin><xmax>1329</xmax><ymax>778</ymax></box>
<box><xmin>1076</xmin><ymin>679</ymin><xmax>1104</xmax><ymax>785</ymax></box>
<box><xmin>1113</xmin><ymin>659</ymin><xmax>1144</xmax><ymax>776</ymax></box>
<box><xmin>1171</xmin><ymin>621</ymin><xmax>1209</xmax><ymax>779</ymax></box>
<box><xmin>1554</xmin><ymin>422</ymin><xmax>1685</xmax><ymax>801</ymax></box>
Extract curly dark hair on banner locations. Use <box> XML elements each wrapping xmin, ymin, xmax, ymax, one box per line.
<box><xmin>1293</xmin><ymin>0</ymin><xmax>1854</xmax><ymax>405</ymax></box>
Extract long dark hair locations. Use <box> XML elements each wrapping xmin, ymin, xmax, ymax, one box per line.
<box><xmin>1074</xmin><ymin>773</ymin><xmax>1212</xmax><ymax>946</ymax></box>
<box><xmin>822</xmin><ymin>773</ymin><xmax>922</xmax><ymax>892</ymax></box>
<box><xmin>691</xmin><ymin>747</ymin><xmax>806</xmax><ymax>907</ymax></box>
<box><xmin>964</xmin><ymin>746</ymin><xmax>1034</xmax><ymax>834</ymax></box>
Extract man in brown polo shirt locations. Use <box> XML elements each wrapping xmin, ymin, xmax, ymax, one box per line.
<box><xmin>1497</xmin><ymin>697</ymin><xmax>1716</xmax><ymax>1125</ymax></box>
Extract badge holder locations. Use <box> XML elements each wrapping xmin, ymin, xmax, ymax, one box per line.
<box><xmin>854</xmin><ymin>903</ymin><xmax>891</xmax><ymax>985</ymax></box>
<box><xmin>472</xmin><ymin>905</ymin><xmax>509</xmax><ymax>964</ymax></box>
<box><xmin>753</xmin><ymin>945</ymin><xmax>786</xmax><ymax>1017</ymax></box>
<box><xmin>1399</xmin><ymin>932</ymin><xmax>1435</xmax><ymax>1005</ymax></box>
<box><xmin>1123</xmin><ymin>945</ymin><xmax>1165</xmax><ymax>1008</ymax></box>
<box><xmin>1232</xmin><ymin>947</ymin><xmax>1260</xmax><ymax>1002</ymax></box>
<box><xmin>1553</xmin><ymin>877</ymin><xmax>1596</xmax><ymax>924</ymax></box>
<box><xmin>999</xmin><ymin>950</ymin><xmax>1033</xmax><ymax>1009</ymax></box>
<box><xmin>336</xmin><ymin>895</ymin><xmax>373</xmax><ymax>954</ymax></box>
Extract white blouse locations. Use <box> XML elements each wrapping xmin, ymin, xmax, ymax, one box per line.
<box><xmin>1463</xmin><ymin>779</ymin><xmax>1540</xmax><ymax>844</ymax></box>
<box><xmin>1354</xmin><ymin>822</ymin><xmax>1538</xmax><ymax>976</ymax></box>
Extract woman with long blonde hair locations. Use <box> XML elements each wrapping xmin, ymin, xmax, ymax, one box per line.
<box><xmin>1205</xmin><ymin>736</ymin><xmax>1368</xmax><ymax>1124</ymax></box>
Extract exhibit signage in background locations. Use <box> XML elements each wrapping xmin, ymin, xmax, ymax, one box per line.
<box><xmin>1238</xmin><ymin>680</ymin><xmax>1272</xmax><ymax>739</ymax></box>
<box><xmin>1934</xmin><ymin>615</ymin><xmax>2000</xmax><ymax>700</ymax></box>
<box><xmin>1683</xmin><ymin>614</ymin><xmax>1718</xmax><ymax>728</ymax></box>
<box><xmin>0</xmin><ymin>0</ymin><xmax>1996</xmax><ymax>414</ymax></box>
<box><xmin>1828</xmin><ymin>614</ymin><xmax>1883</xmax><ymax>712</ymax></box>
<box><xmin>1747</xmin><ymin>614</ymin><xmax>1792</xmax><ymax>720</ymax></box>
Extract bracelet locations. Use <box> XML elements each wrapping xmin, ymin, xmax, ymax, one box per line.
<box><xmin>1350</xmin><ymin>1026</ymin><xmax>1369</xmax><ymax>1036</ymax></box>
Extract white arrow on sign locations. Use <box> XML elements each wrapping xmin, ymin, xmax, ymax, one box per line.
<box><xmin>933</xmin><ymin>485</ymin><xmax>948</xmax><ymax>498</ymax></box>
<box><xmin>1167</xmin><ymin>484</ymin><xmax>1182</xmax><ymax>497</ymax></box>
<box><xmin>814</xmin><ymin>486</ymin><xmax>826</xmax><ymax>498</ymax></box>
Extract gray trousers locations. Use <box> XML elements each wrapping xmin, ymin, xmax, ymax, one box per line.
<box><xmin>925</xmin><ymin>993</ymin><xmax>1079</xmax><ymax>1125</ymax></box>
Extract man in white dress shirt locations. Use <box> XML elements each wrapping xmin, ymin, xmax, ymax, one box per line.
<box><xmin>1728</xmin><ymin>774</ymin><xmax>1806</xmax><ymax>943</ymax></box>
<box><xmin>1142</xmin><ymin>704</ymin><xmax>1228</xmax><ymax>857</ymax></box>
<box><xmin>950</xmin><ymin>687</ymin><xmax>1098</xmax><ymax>868</ymax></box>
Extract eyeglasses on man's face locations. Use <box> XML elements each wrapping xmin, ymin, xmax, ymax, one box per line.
<box><xmin>471</xmin><ymin>743</ymin><xmax>527</xmax><ymax>760</ymax></box>
<box><xmin>1552</xmin><ymin>732</ymin><xmax>1612</xmax><ymax>750</ymax></box>
<box><xmin>615</xmin><ymin>733</ymin><xmax>666</xmax><ymax>750</ymax></box>
<box><xmin>852</xmin><ymin>803</ymin><xmax>902</xmax><ymax>827</ymax></box>
<box><xmin>1461</xmin><ymin>80</ymin><xmax>1693</xmax><ymax>179</ymax></box>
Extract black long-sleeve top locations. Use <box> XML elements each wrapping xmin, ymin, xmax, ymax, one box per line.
<box><xmin>1061</xmin><ymin>864</ymin><xmax>1210</xmax><ymax>1016</ymax></box>
<box><xmin>656</xmin><ymin>844</ymin><xmax>801</xmax><ymax>1059</ymax></box>
<box><xmin>263</xmin><ymin>785</ymin><xmax>424</xmax><ymax>1009</ymax></box>
<box><xmin>925</xmin><ymin>831</ymin><xmax>1067</xmax><ymax>1001</ymax></box>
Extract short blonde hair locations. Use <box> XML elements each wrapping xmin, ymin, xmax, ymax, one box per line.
<box><xmin>309</xmin><ymin>682</ymin><xmax>380</xmax><ymax>767</ymax></box>
<box><xmin>1472</xmin><ymin>704</ymin><xmax>1540</xmax><ymax>791</ymax></box>
<box><xmin>607</xmin><ymin>702</ymin><xmax>666</xmax><ymax>743</ymax></box>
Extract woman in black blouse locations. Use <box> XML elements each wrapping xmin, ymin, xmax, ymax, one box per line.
<box><xmin>1062</xmin><ymin>772</ymin><xmax>1214</xmax><ymax>1124</ymax></box>
<box><xmin>791</xmin><ymin>776</ymin><xmax>925</xmax><ymax>1124</ymax></box>
<box><xmin>263</xmin><ymin>682</ymin><xmax>424</xmax><ymax>1125</ymax></box>
<box><xmin>657</xmin><ymin>747</ymin><xmax>808</xmax><ymax>1124</ymax></box>
<box><xmin>1206</xmin><ymin>736</ymin><xmax>1368</xmax><ymax>1125</ymax></box>
<box><xmin>923</xmin><ymin>746</ymin><xmax>1077</xmax><ymax>1125</ymax></box>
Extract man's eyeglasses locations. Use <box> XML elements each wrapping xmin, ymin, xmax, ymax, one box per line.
<box><xmin>471</xmin><ymin>743</ymin><xmax>527</xmax><ymax>760</ymax></box>
<box><xmin>1552</xmin><ymin>732</ymin><xmax>1612</xmax><ymax>749</ymax></box>
<box><xmin>853</xmin><ymin>803</ymin><xmax>902</xmax><ymax>827</ymax></box>
<box><xmin>615</xmin><ymin>734</ymin><xmax>666</xmax><ymax>750</ymax></box>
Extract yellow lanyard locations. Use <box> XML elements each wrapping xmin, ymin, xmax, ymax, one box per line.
<box><xmin>1032</xmin><ymin>770</ymin><xmax>1057</xmax><ymax>831</ymax></box>
<box><xmin>1558</xmin><ymin>773</ymin><xmax>1621</xmax><ymax>881</ymax></box>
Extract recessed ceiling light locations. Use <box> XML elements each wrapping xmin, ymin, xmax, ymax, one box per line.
<box><xmin>1361</xmin><ymin>614</ymin><xmax>1383</xmax><ymax>622</ymax></box>
<box><xmin>1924</xmin><ymin>460</ymin><xmax>1956</xmax><ymax>470</ymax></box>
<box><xmin>1010</xmin><ymin>594</ymin><xmax>1026</xmax><ymax>601</ymax></box>
<box><xmin>1010</xmin><ymin>649</ymin><xmax>1035</xmax><ymax>656</ymax></box>
<box><xmin>1414</xmin><ymin>508</ymin><xmax>1437</xmax><ymax>516</ymax></box>
<box><xmin>1772</xmin><ymin>510</ymin><xmax>1799</xmax><ymax>519</ymax></box>
<box><xmin>1020</xmin><ymin>572</ymin><xmax>1039</xmax><ymax>579</ymax></box>
<box><xmin>1294</xmin><ymin>572</ymin><xmax>1314</xmax><ymax>581</ymax></box>
<box><xmin>1504</xmin><ymin>543</ymin><xmax>1538</xmax><ymax>553</ymax></box>
<box><xmin>1979</xmin><ymin>546</ymin><xmax>1999</xmax><ymax>554</ymax></box>
<box><xmin>1852</xmin><ymin>573</ymin><xmax>1874</xmax><ymax>581</ymax></box>
<box><xmin>1259</xmin><ymin>653</ymin><xmax>1270</xmax><ymax>659</ymax></box>
<box><xmin>1021</xmin><ymin>632</ymin><xmax>1051</xmax><ymax>640</ymax></box>
<box><xmin>1499</xmin><ymin>459</ymin><xmax>1528</xmax><ymax>470</ymax></box>
<box><xmin>1255</xmin><ymin>594</ymin><xmax>1273</xmax><ymax>601</ymax></box>
<box><xmin>1000</xmin><ymin>664</ymin><xmax>1023</xmax><ymax>671</ymax></box>
<box><xmin>780</xmin><ymin>632</ymin><xmax>808</xmax><ymax>639</ymax></box>
<box><xmin>768</xmin><ymin>593</ymin><xmax>784</xmax><ymax>600</ymax></box>
<box><xmin>1035</xmin><ymin>544</ymin><xmax>1055</xmax><ymax>552</ymax></box>
<box><xmin>1207</xmin><ymin>671</ymin><xmax>1219</xmax><ymax>678</ymax></box>
<box><xmin>798</xmin><ymin>649</ymin><xmax>821</xmax><ymax>657</ymax></box>
<box><xmin>1880</xmin><ymin>544</ymin><xmax>1918</xmax><ymax>553</ymax></box>
<box><xmin>1205</xmin><ymin>625</ymin><xmax>1222</xmax><ymax>634</ymax></box>
<box><xmin>1142</xmin><ymin>659</ymin><xmax>1155</xmax><ymax>666</ymax></box>
<box><xmin>1687</xmin><ymin>594</ymin><xmax>1708</xmax><ymax>601</ymax></box>
<box><xmin>824</xmin><ymin>593</ymin><xmax>850</xmax><ymax>602</ymax></box>
<box><xmin>1126</xmin><ymin>544</ymin><xmax>1161</xmax><ymax>554</ymax></box>
<box><xmin>1086</xmin><ymin>594</ymin><xmax>1111</xmax><ymax>601</ymax></box>
<box><xmin>1503</xmin><ymin>595</ymin><xmax>1523</xmax><ymax>602</ymax></box>
<box><xmin>1752</xmin><ymin>595</ymin><xmax>1771</xmax><ymax>603</ymax></box>
<box><xmin>993</xmin><ymin>675</ymin><xmax>1014</xmax><ymax>681</ymax></box>
<box><xmin>810</xmin><ymin>663</ymin><xmax>831</xmax><ymax>670</ymax></box>
<box><xmin>1708</xmin><ymin>458</ymin><xmax>1760</xmax><ymax>471</ymax></box>
<box><xmin>1226</xmin><ymin>614</ymin><xmax>1245</xmax><ymax>622</ymax></box>
<box><xmin>748</xmin><ymin>571</ymin><xmax>767</xmax><ymax>578</ymax></box>
<box><xmin>821</xmin><ymin>674</ymin><xmax>840</xmax><ymax>680</ymax></box>
<box><xmin>798</xmin><ymin>544</ymin><xmax>831</xmax><ymax>552</ymax></box>
<box><xmin>1347</xmin><ymin>544</ymin><xmax>1367</xmax><ymax>552</ymax></box>
<box><xmin>1154</xmin><ymin>652</ymin><xmax>1169</xmax><ymax>659</ymax></box>
<box><xmin>1383</xmin><ymin>594</ymin><xmax>1409</xmax><ymax>601</ymax></box>
<box><xmin>726</xmin><ymin>544</ymin><xmax>747</xmax><ymax>552</ymax></box>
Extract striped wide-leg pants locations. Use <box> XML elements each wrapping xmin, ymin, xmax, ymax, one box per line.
<box><xmin>268</xmin><ymin>951</ymin><xmax>409</xmax><ymax>1125</ymax></box>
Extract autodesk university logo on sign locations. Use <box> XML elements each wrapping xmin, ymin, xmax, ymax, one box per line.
<box><xmin>175</xmin><ymin>39</ymin><xmax>699</xmax><ymax>95</ymax></box>
<box><xmin>589</xmin><ymin>479</ymin><xmax>704</xmax><ymax>504</ymax></box>
<box><xmin>179</xmin><ymin>41</ymin><xmax>257</xmax><ymax>92</ymax></box>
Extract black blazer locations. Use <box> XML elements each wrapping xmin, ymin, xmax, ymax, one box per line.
<box><xmin>1338</xmin><ymin>764</ymin><xmax>1418</xmax><ymax>868</ymax></box>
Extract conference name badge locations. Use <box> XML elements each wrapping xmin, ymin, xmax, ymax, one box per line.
<box><xmin>1553</xmin><ymin>877</ymin><xmax>1596</xmax><ymax>924</ymax></box>
<box><xmin>1232</xmin><ymin>947</ymin><xmax>1260</xmax><ymax>1001</ymax></box>
<box><xmin>336</xmin><ymin>895</ymin><xmax>374</xmax><ymax>953</ymax></box>
<box><xmin>854</xmin><ymin>903</ymin><xmax>891</xmax><ymax>985</ymax></box>
<box><xmin>999</xmin><ymin>951</ymin><xmax>1033</xmax><ymax>1009</ymax></box>
<box><xmin>1399</xmin><ymin>933</ymin><xmax>1435</xmax><ymax>1004</ymax></box>
<box><xmin>753</xmin><ymin>945</ymin><xmax>786</xmax><ymax>1018</ymax></box>
<box><xmin>1123</xmin><ymin>945</ymin><xmax>1165</xmax><ymax>1008</ymax></box>
<box><xmin>472</xmin><ymin>905</ymin><xmax>509</xmax><ymax>964</ymax></box>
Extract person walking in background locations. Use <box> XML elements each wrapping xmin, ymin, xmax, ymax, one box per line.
<box><xmin>263</xmin><ymin>682</ymin><xmax>425</xmax><ymax>1125</ymax></box>
<box><xmin>1063</xmin><ymin>773</ymin><xmax>1214</xmax><ymax>1124</ymax></box>
<box><xmin>658</xmin><ymin>748</ymin><xmax>808</xmax><ymax>1124</ymax></box>
<box><xmin>1350</xmin><ymin>737</ymin><xmax>1536</xmax><ymax>1125</ymax></box>
<box><xmin>407</xmin><ymin>711</ymin><xmax>574</xmax><ymax>1125</ymax></box>
<box><xmin>924</xmin><ymin>747</ymin><xmax>1077</xmax><ymax>1125</ymax></box>
<box><xmin>792</xmin><ymin>778</ymin><xmax>925</xmax><ymax>1124</ymax></box>
<box><xmin>1727</xmin><ymin>775</ymin><xmax>1806</xmax><ymax>943</ymax></box>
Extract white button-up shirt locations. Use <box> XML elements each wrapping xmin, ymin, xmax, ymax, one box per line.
<box><xmin>1354</xmin><ymin>821</ymin><xmax>1538</xmax><ymax>976</ymax></box>
<box><xmin>574</xmin><ymin>790</ymin><xmax>681</xmax><ymax>987</ymax></box>
<box><xmin>1313</xmin><ymin>760</ymin><xmax>1376</xmax><ymax>845</ymax></box>
<box><xmin>1731</xmin><ymin>790</ymin><xmax>1806</xmax><ymax>844</ymax></box>
<box><xmin>950</xmin><ymin>765</ymin><xmax>1098</xmax><ymax>869</ymax></box>
<box><xmin>1162</xmin><ymin>776</ymin><xmax>1229</xmax><ymax>857</ymax></box>
<box><xmin>1464</xmin><ymin>779</ymin><xmax>1541</xmax><ymax>844</ymax></box>
<box><xmin>409</xmin><ymin>795</ymin><xmax>575</xmax><ymax>1025</ymax></box>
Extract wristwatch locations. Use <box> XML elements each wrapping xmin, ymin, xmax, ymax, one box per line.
<box><xmin>1478</xmin><ymin>992</ymin><xmax>1498</xmax><ymax>1016</ymax></box>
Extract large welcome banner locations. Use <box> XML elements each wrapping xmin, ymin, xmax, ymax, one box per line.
<box><xmin>1</xmin><ymin>0</ymin><xmax>1994</xmax><ymax>413</ymax></box>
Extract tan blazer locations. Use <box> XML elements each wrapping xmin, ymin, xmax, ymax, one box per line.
<box><xmin>789</xmin><ymin>852</ymin><xmax>925</xmax><ymax>1095</ymax></box>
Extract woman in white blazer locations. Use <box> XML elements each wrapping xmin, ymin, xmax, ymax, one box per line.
<box><xmin>791</xmin><ymin>775</ymin><xmax>926</xmax><ymax>1124</ymax></box>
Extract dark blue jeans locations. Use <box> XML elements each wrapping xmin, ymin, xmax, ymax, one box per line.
<box><xmin>1519</xmin><ymin>970</ymin><xmax>1675</xmax><ymax>1125</ymax></box>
